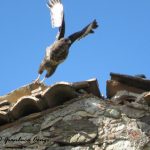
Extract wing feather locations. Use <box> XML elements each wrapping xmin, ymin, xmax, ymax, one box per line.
<box><xmin>47</xmin><ymin>0</ymin><xmax>64</xmax><ymax>28</ymax></box>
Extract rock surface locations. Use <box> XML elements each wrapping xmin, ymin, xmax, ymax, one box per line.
<box><xmin>0</xmin><ymin>74</ymin><xmax>150</xmax><ymax>150</ymax></box>
<box><xmin>0</xmin><ymin>79</ymin><xmax>101</xmax><ymax>127</ymax></box>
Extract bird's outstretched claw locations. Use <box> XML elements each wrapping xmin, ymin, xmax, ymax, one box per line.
<box><xmin>34</xmin><ymin>75</ymin><xmax>41</xmax><ymax>84</ymax></box>
<box><xmin>40</xmin><ymin>77</ymin><xmax>46</xmax><ymax>84</ymax></box>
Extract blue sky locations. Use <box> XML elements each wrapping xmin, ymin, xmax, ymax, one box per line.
<box><xmin>0</xmin><ymin>0</ymin><xmax>150</xmax><ymax>96</ymax></box>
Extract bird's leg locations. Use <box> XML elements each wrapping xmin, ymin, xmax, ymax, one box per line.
<box><xmin>40</xmin><ymin>77</ymin><xmax>46</xmax><ymax>84</ymax></box>
<box><xmin>34</xmin><ymin>74</ymin><xmax>41</xmax><ymax>83</ymax></box>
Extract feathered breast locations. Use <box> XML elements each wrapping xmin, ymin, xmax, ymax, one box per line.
<box><xmin>45</xmin><ymin>39</ymin><xmax>70</xmax><ymax>65</ymax></box>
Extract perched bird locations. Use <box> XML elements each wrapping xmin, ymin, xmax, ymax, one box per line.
<box><xmin>35</xmin><ymin>0</ymin><xmax>98</xmax><ymax>83</ymax></box>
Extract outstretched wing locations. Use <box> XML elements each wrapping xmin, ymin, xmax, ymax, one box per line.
<box><xmin>68</xmin><ymin>20</ymin><xmax>98</xmax><ymax>43</ymax></box>
<box><xmin>47</xmin><ymin>0</ymin><xmax>65</xmax><ymax>40</ymax></box>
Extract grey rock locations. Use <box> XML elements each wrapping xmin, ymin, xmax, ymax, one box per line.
<box><xmin>104</xmin><ymin>108</ymin><xmax>121</xmax><ymax>119</ymax></box>
<box><xmin>50</xmin><ymin>119</ymin><xmax>97</xmax><ymax>145</ymax></box>
<box><xmin>137</xmin><ymin>121</ymin><xmax>150</xmax><ymax>136</ymax></box>
<box><xmin>136</xmin><ymin>92</ymin><xmax>149</xmax><ymax>105</ymax></box>
<box><xmin>139</xmin><ymin>115</ymin><xmax>150</xmax><ymax>125</ymax></box>
<box><xmin>106</xmin><ymin>140</ymin><xmax>135</xmax><ymax>150</ymax></box>
<box><xmin>143</xmin><ymin>142</ymin><xmax>150</xmax><ymax>150</ymax></box>
<box><xmin>46</xmin><ymin>147</ymin><xmax>73</xmax><ymax>150</ymax></box>
<box><xmin>1</xmin><ymin>132</ymin><xmax>34</xmax><ymax>148</ymax></box>
<box><xmin>41</xmin><ymin>117</ymin><xmax>63</xmax><ymax>130</ymax></box>
<box><xmin>137</xmin><ymin>92</ymin><xmax>150</xmax><ymax>106</ymax></box>
<box><xmin>119</xmin><ymin>105</ymin><xmax>146</xmax><ymax>118</ymax></box>
<box><xmin>20</xmin><ymin>123</ymin><xmax>41</xmax><ymax>134</ymax></box>
<box><xmin>111</xmin><ymin>90</ymin><xmax>138</xmax><ymax>105</ymax></box>
<box><xmin>126</xmin><ymin>120</ymin><xmax>149</xmax><ymax>149</ymax></box>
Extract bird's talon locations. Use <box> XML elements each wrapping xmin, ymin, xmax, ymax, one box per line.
<box><xmin>34</xmin><ymin>75</ymin><xmax>41</xmax><ymax>84</ymax></box>
<box><xmin>34</xmin><ymin>80</ymin><xmax>40</xmax><ymax>84</ymax></box>
<box><xmin>40</xmin><ymin>77</ymin><xmax>46</xmax><ymax>84</ymax></box>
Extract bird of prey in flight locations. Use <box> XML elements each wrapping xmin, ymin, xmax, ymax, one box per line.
<box><xmin>35</xmin><ymin>0</ymin><xmax>98</xmax><ymax>83</ymax></box>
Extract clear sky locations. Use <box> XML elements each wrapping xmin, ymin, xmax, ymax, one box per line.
<box><xmin>0</xmin><ymin>0</ymin><xmax>150</xmax><ymax>96</ymax></box>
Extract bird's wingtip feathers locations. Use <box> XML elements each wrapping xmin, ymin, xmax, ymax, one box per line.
<box><xmin>47</xmin><ymin>0</ymin><xmax>62</xmax><ymax>7</ymax></box>
<box><xmin>47</xmin><ymin>0</ymin><xmax>64</xmax><ymax>28</ymax></box>
<box><xmin>92</xmin><ymin>19</ymin><xmax>99</xmax><ymax>29</ymax></box>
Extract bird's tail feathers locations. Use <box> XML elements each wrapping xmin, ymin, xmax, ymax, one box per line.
<box><xmin>68</xmin><ymin>19</ymin><xmax>98</xmax><ymax>43</ymax></box>
<box><xmin>47</xmin><ymin>0</ymin><xmax>64</xmax><ymax>28</ymax></box>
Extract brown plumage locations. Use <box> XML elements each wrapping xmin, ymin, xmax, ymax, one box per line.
<box><xmin>35</xmin><ymin>0</ymin><xmax>98</xmax><ymax>83</ymax></box>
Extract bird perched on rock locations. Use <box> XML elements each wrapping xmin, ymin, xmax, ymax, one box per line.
<box><xmin>35</xmin><ymin>0</ymin><xmax>98</xmax><ymax>83</ymax></box>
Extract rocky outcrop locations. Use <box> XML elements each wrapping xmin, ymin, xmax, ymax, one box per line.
<box><xmin>0</xmin><ymin>73</ymin><xmax>150</xmax><ymax>150</ymax></box>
